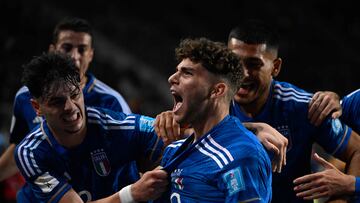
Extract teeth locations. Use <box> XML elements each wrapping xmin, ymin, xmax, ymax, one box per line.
<box><xmin>173</xmin><ymin>102</ymin><xmax>182</xmax><ymax>112</ymax></box>
<box><xmin>64</xmin><ymin>113</ymin><xmax>79</xmax><ymax>122</ymax></box>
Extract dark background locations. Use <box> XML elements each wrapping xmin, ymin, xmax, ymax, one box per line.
<box><xmin>1</xmin><ymin>0</ymin><xmax>359</xmax><ymax>138</ymax></box>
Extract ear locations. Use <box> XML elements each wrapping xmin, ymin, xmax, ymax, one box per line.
<box><xmin>30</xmin><ymin>99</ymin><xmax>42</xmax><ymax>116</ymax></box>
<box><xmin>272</xmin><ymin>57</ymin><xmax>282</xmax><ymax>77</ymax></box>
<box><xmin>48</xmin><ymin>44</ymin><xmax>55</xmax><ymax>52</ymax></box>
<box><xmin>211</xmin><ymin>82</ymin><xmax>227</xmax><ymax>99</ymax></box>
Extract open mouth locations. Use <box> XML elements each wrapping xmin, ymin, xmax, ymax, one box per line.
<box><xmin>171</xmin><ymin>91</ymin><xmax>183</xmax><ymax>112</ymax></box>
<box><xmin>238</xmin><ymin>82</ymin><xmax>255</xmax><ymax>94</ymax></box>
<box><xmin>63</xmin><ymin>112</ymin><xmax>81</xmax><ymax>123</ymax></box>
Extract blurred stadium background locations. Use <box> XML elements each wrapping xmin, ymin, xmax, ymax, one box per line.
<box><xmin>1</xmin><ymin>0</ymin><xmax>359</xmax><ymax>141</ymax></box>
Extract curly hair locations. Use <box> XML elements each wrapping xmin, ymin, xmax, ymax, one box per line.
<box><xmin>21</xmin><ymin>52</ymin><xmax>80</xmax><ymax>100</ymax></box>
<box><xmin>175</xmin><ymin>38</ymin><xmax>243</xmax><ymax>97</ymax></box>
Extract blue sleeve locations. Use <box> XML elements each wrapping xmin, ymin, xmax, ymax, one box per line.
<box><xmin>9</xmin><ymin>94</ymin><xmax>32</xmax><ymax>144</ymax></box>
<box><xmin>356</xmin><ymin>177</ymin><xmax>360</xmax><ymax>195</ymax></box>
<box><xmin>315</xmin><ymin>118</ymin><xmax>352</xmax><ymax>157</ymax></box>
<box><xmin>126</xmin><ymin>114</ymin><xmax>163</xmax><ymax>163</ymax></box>
<box><xmin>341</xmin><ymin>89</ymin><xmax>360</xmax><ymax>133</ymax></box>
<box><xmin>100</xmin><ymin>94</ymin><xmax>128</xmax><ymax>113</ymax></box>
<box><xmin>14</xmin><ymin>142</ymin><xmax>71</xmax><ymax>203</ymax></box>
<box><xmin>217</xmin><ymin>156</ymin><xmax>272</xmax><ymax>203</ymax></box>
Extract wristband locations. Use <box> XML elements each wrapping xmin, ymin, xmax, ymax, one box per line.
<box><xmin>119</xmin><ymin>184</ymin><xmax>136</xmax><ymax>203</ymax></box>
<box><xmin>355</xmin><ymin>177</ymin><xmax>360</xmax><ymax>195</ymax></box>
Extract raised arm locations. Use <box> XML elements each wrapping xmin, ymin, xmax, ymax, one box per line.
<box><xmin>0</xmin><ymin>144</ymin><xmax>18</xmax><ymax>181</ymax></box>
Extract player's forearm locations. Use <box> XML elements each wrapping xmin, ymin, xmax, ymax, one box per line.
<box><xmin>89</xmin><ymin>192</ymin><xmax>120</xmax><ymax>203</ymax></box>
<box><xmin>0</xmin><ymin>144</ymin><xmax>19</xmax><ymax>181</ymax></box>
<box><xmin>342</xmin><ymin>132</ymin><xmax>360</xmax><ymax>194</ymax></box>
<box><xmin>344</xmin><ymin>151</ymin><xmax>360</xmax><ymax>195</ymax></box>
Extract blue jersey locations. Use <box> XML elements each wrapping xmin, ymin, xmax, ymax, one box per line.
<box><xmin>230</xmin><ymin>80</ymin><xmax>352</xmax><ymax>203</ymax></box>
<box><xmin>15</xmin><ymin>107</ymin><xmax>163</xmax><ymax>203</ymax></box>
<box><xmin>9</xmin><ymin>73</ymin><xmax>131</xmax><ymax>144</ymax></box>
<box><xmin>341</xmin><ymin>89</ymin><xmax>360</xmax><ymax>133</ymax></box>
<box><xmin>157</xmin><ymin>115</ymin><xmax>272</xmax><ymax>203</ymax></box>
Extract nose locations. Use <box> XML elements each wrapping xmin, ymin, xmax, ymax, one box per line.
<box><xmin>243</xmin><ymin>66</ymin><xmax>250</xmax><ymax>78</ymax></box>
<box><xmin>64</xmin><ymin>97</ymin><xmax>76</xmax><ymax>112</ymax></box>
<box><xmin>168</xmin><ymin>72</ymin><xmax>179</xmax><ymax>85</ymax></box>
<box><xmin>70</xmin><ymin>49</ymin><xmax>81</xmax><ymax>61</ymax></box>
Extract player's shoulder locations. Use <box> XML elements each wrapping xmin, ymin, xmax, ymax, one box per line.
<box><xmin>87</xmin><ymin>106</ymin><xmax>133</xmax><ymax>124</ymax></box>
<box><xmin>89</xmin><ymin>76</ymin><xmax>131</xmax><ymax>113</ymax></box>
<box><xmin>86</xmin><ymin>107</ymin><xmax>152</xmax><ymax>132</ymax></box>
<box><xmin>14</xmin><ymin>86</ymin><xmax>31</xmax><ymax>101</ymax></box>
<box><xmin>92</xmin><ymin>77</ymin><xmax>121</xmax><ymax>97</ymax></box>
<box><xmin>272</xmin><ymin>80</ymin><xmax>313</xmax><ymax>103</ymax></box>
<box><xmin>222</xmin><ymin>117</ymin><xmax>269</xmax><ymax>160</ymax></box>
<box><xmin>15</xmin><ymin>126</ymin><xmax>49</xmax><ymax>161</ymax></box>
<box><xmin>344</xmin><ymin>89</ymin><xmax>360</xmax><ymax>101</ymax></box>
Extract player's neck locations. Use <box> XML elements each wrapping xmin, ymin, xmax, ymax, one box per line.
<box><xmin>80</xmin><ymin>75</ymin><xmax>88</xmax><ymax>89</ymax></box>
<box><xmin>50</xmin><ymin>125</ymin><xmax>87</xmax><ymax>148</ymax></box>
<box><xmin>192</xmin><ymin>103</ymin><xmax>229</xmax><ymax>142</ymax></box>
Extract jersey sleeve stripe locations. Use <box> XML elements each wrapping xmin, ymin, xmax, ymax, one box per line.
<box><xmin>14</xmin><ymin>86</ymin><xmax>29</xmax><ymax>98</ymax></box>
<box><xmin>195</xmin><ymin>134</ymin><xmax>235</xmax><ymax>169</ymax></box>
<box><xmin>87</xmin><ymin>112</ymin><xmax>135</xmax><ymax>125</ymax></box>
<box><xmin>196</xmin><ymin>144</ymin><xmax>224</xmax><ymax>169</ymax></box>
<box><xmin>87</xmin><ymin>108</ymin><xmax>136</xmax><ymax>129</ymax></box>
<box><xmin>274</xmin><ymin>84</ymin><xmax>313</xmax><ymax>97</ymax></box>
<box><xmin>238</xmin><ymin>197</ymin><xmax>262</xmax><ymax>202</ymax></box>
<box><xmin>207</xmin><ymin>135</ymin><xmax>234</xmax><ymax>162</ymax></box>
<box><xmin>346</xmin><ymin>88</ymin><xmax>360</xmax><ymax>98</ymax></box>
<box><xmin>274</xmin><ymin>89</ymin><xmax>312</xmax><ymax>100</ymax></box>
<box><xmin>201</xmin><ymin>139</ymin><xmax>229</xmax><ymax>165</ymax></box>
<box><xmin>23</xmin><ymin>134</ymin><xmax>46</xmax><ymax>176</ymax></box>
<box><xmin>273</xmin><ymin>95</ymin><xmax>311</xmax><ymax>103</ymax></box>
<box><xmin>88</xmin><ymin>119</ymin><xmax>135</xmax><ymax>130</ymax></box>
<box><xmin>17</xmin><ymin>130</ymin><xmax>45</xmax><ymax>178</ymax></box>
<box><xmin>17</xmin><ymin>129</ymin><xmax>41</xmax><ymax>177</ymax></box>
<box><xmin>331</xmin><ymin>125</ymin><xmax>350</xmax><ymax>156</ymax></box>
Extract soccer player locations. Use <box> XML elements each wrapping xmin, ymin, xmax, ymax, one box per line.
<box><xmin>157</xmin><ymin>38</ymin><xmax>272</xmax><ymax>202</ymax></box>
<box><xmin>298</xmin><ymin>89</ymin><xmax>360</xmax><ymax>202</ymax></box>
<box><xmin>15</xmin><ymin>52</ymin><xmax>168</xmax><ymax>202</ymax></box>
<box><xmin>0</xmin><ymin>17</ymin><xmax>134</xmax><ymax>184</ymax></box>
<box><xmin>227</xmin><ymin>20</ymin><xmax>360</xmax><ymax>202</ymax></box>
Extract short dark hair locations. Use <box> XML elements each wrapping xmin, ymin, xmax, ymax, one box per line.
<box><xmin>175</xmin><ymin>37</ymin><xmax>243</xmax><ymax>96</ymax></box>
<box><xmin>228</xmin><ymin>19</ymin><xmax>279</xmax><ymax>52</ymax></box>
<box><xmin>52</xmin><ymin>17</ymin><xmax>93</xmax><ymax>45</ymax></box>
<box><xmin>22</xmin><ymin>52</ymin><xmax>80</xmax><ymax>100</ymax></box>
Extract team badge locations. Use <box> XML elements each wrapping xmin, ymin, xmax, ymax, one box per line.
<box><xmin>276</xmin><ymin>125</ymin><xmax>292</xmax><ymax>151</ymax></box>
<box><xmin>139</xmin><ymin>116</ymin><xmax>155</xmax><ymax>132</ymax></box>
<box><xmin>32</xmin><ymin>116</ymin><xmax>43</xmax><ymax>124</ymax></box>
<box><xmin>91</xmin><ymin>149</ymin><xmax>111</xmax><ymax>176</ymax></box>
<box><xmin>331</xmin><ymin>118</ymin><xmax>343</xmax><ymax>136</ymax></box>
<box><xmin>171</xmin><ymin>169</ymin><xmax>184</xmax><ymax>190</ymax></box>
<box><xmin>222</xmin><ymin>167</ymin><xmax>245</xmax><ymax>196</ymax></box>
